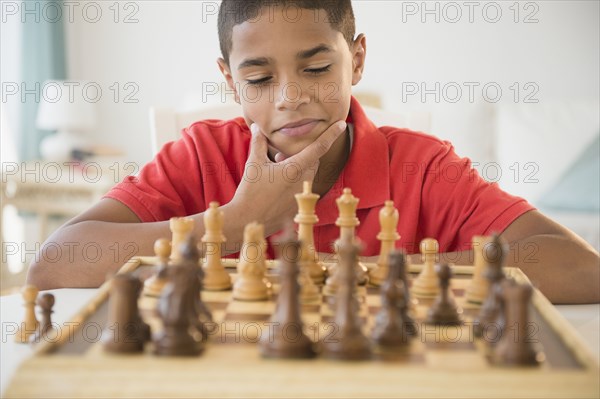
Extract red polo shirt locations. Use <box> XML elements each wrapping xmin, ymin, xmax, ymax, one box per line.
<box><xmin>105</xmin><ymin>97</ymin><xmax>534</xmax><ymax>257</ymax></box>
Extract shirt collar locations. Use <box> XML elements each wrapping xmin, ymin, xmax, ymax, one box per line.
<box><xmin>315</xmin><ymin>96</ymin><xmax>390</xmax><ymax>226</ymax></box>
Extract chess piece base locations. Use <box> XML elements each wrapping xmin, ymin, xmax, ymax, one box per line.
<box><xmin>411</xmin><ymin>282</ymin><xmax>439</xmax><ymax>298</ymax></box>
<box><xmin>304</xmin><ymin>261</ymin><xmax>326</xmax><ymax>284</ymax></box>
<box><xmin>154</xmin><ymin>329</ymin><xmax>203</xmax><ymax>357</ymax></box>
<box><xmin>203</xmin><ymin>270</ymin><xmax>232</xmax><ymax>291</ymax></box>
<box><xmin>143</xmin><ymin>276</ymin><xmax>167</xmax><ymax>297</ymax></box>
<box><xmin>260</xmin><ymin>325</ymin><xmax>316</xmax><ymax>359</ymax></box>
<box><xmin>466</xmin><ymin>285</ymin><xmax>488</xmax><ymax>304</ymax></box>
<box><xmin>492</xmin><ymin>344</ymin><xmax>544</xmax><ymax>367</ymax></box>
<box><xmin>369</xmin><ymin>264</ymin><xmax>388</xmax><ymax>287</ymax></box>
<box><xmin>322</xmin><ymin>335</ymin><xmax>372</xmax><ymax>361</ymax></box>
<box><xmin>103</xmin><ymin>328</ymin><xmax>149</xmax><ymax>354</ymax></box>
<box><xmin>15</xmin><ymin>326</ymin><xmax>38</xmax><ymax>343</ymax></box>
<box><xmin>425</xmin><ymin>302</ymin><xmax>463</xmax><ymax>325</ymax></box>
<box><xmin>232</xmin><ymin>279</ymin><xmax>271</xmax><ymax>301</ymax></box>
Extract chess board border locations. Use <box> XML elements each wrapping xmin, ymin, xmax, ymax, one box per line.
<box><xmin>7</xmin><ymin>257</ymin><xmax>600</xmax><ymax>399</ymax></box>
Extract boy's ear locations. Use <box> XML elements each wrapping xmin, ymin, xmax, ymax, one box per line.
<box><xmin>217</xmin><ymin>58</ymin><xmax>241</xmax><ymax>103</ymax></box>
<box><xmin>351</xmin><ymin>34</ymin><xmax>367</xmax><ymax>86</ymax></box>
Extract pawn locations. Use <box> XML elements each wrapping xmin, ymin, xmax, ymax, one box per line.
<box><xmin>322</xmin><ymin>241</ymin><xmax>372</xmax><ymax>360</ymax></box>
<box><xmin>15</xmin><ymin>285</ymin><xmax>39</xmax><ymax>343</ymax></box>
<box><xmin>143</xmin><ymin>238</ymin><xmax>172</xmax><ymax>297</ymax></box>
<box><xmin>390</xmin><ymin>251</ymin><xmax>418</xmax><ymax>336</ymax></box>
<box><xmin>37</xmin><ymin>293</ymin><xmax>55</xmax><ymax>335</ymax></box>
<box><xmin>298</xmin><ymin>263</ymin><xmax>320</xmax><ymax>303</ymax></box>
<box><xmin>425</xmin><ymin>263</ymin><xmax>462</xmax><ymax>325</ymax></box>
<box><xmin>30</xmin><ymin>293</ymin><xmax>56</xmax><ymax>344</ymax></box>
<box><xmin>169</xmin><ymin>217</ymin><xmax>195</xmax><ymax>261</ymax></box>
<box><xmin>493</xmin><ymin>279</ymin><xmax>543</xmax><ymax>366</ymax></box>
<box><xmin>411</xmin><ymin>238</ymin><xmax>440</xmax><ymax>298</ymax></box>
<box><xmin>466</xmin><ymin>235</ymin><xmax>493</xmax><ymax>304</ymax></box>
<box><xmin>233</xmin><ymin>222</ymin><xmax>271</xmax><ymax>301</ymax></box>
<box><xmin>371</xmin><ymin>252</ymin><xmax>410</xmax><ymax>347</ymax></box>
<box><xmin>474</xmin><ymin>234</ymin><xmax>507</xmax><ymax>337</ymax></box>
<box><xmin>103</xmin><ymin>274</ymin><xmax>151</xmax><ymax>353</ymax></box>
<box><xmin>259</xmin><ymin>233</ymin><xmax>316</xmax><ymax>358</ymax></box>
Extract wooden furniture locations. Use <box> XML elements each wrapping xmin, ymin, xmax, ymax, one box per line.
<box><xmin>1</xmin><ymin>160</ymin><xmax>128</xmax><ymax>242</ymax></box>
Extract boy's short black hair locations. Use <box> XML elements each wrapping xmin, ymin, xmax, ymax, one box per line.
<box><xmin>218</xmin><ymin>0</ymin><xmax>356</xmax><ymax>66</ymax></box>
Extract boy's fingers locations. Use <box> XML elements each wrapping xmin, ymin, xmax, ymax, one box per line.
<box><xmin>248</xmin><ymin>123</ymin><xmax>269</xmax><ymax>161</ymax></box>
<box><xmin>274</xmin><ymin>152</ymin><xmax>287</xmax><ymax>162</ymax></box>
<box><xmin>288</xmin><ymin>120</ymin><xmax>347</xmax><ymax>167</ymax></box>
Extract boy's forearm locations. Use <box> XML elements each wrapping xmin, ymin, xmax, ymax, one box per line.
<box><xmin>504</xmin><ymin>234</ymin><xmax>599</xmax><ymax>304</ymax></box>
<box><xmin>403</xmin><ymin>236</ymin><xmax>599</xmax><ymax>304</ymax></box>
<box><xmin>27</xmin><ymin>204</ymin><xmax>253</xmax><ymax>290</ymax></box>
<box><xmin>26</xmin><ymin>220</ymin><xmax>174</xmax><ymax>290</ymax></box>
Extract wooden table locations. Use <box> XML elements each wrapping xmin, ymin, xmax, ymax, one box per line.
<box><xmin>1</xmin><ymin>259</ymin><xmax>600</xmax><ymax>397</ymax></box>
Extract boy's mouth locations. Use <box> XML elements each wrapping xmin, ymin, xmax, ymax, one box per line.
<box><xmin>275</xmin><ymin>119</ymin><xmax>321</xmax><ymax>137</ymax></box>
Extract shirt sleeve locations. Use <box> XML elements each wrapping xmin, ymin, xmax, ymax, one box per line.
<box><xmin>103</xmin><ymin>129</ymin><xmax>206</xmax><ymax>222</ymax></box>
<box><xmin>419</xmin><ymin>142</ymin><xmax>535</xmax><ymax>252</ymax></box>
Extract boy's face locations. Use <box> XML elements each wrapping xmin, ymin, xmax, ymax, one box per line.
<box><xmin>218</xmin><ymin>7</ymin><xmax>366</xmax><ymax>159</ymax></box>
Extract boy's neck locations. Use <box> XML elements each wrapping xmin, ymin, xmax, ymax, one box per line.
<box><xmin>312</xmin><ymin>127</ymin><xmax>351</xmax><ymax>197</ymax></box>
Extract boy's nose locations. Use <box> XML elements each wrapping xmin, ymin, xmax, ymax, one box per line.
<box><xmin>275</xmin><ymin>81</ymin><xmax>310</xmax><ymax>111</ymax></box>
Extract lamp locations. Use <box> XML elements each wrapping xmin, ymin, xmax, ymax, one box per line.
<box><xmin>36</xmin><ymin>80</ymin><xmax>97</xmax><ymax>161</ymax></box>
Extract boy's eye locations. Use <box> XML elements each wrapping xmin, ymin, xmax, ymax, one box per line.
<box><xmin>305</xmin><ymin>65</ymin><xmax>332</xmax><ymax>75</ymax></box>
<box><xmin>246</xmin><ymin>76</ymin><xmax>272</xmax><ymax>86</ymax></box>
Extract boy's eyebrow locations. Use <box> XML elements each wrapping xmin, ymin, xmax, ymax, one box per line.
<box><xmin>237</xmin><ymin>44</ymin><xmax>333</xmax><ymax>70</ymax></box>
<box><xmin>238</xmin><ymin>57</ymin><xmax>270</xmax><ymax>70</ymax></box>
<box><xmin>297</xmin><ymin>44</ymin><xmax>333</xmax><ymax>59</ymax></box>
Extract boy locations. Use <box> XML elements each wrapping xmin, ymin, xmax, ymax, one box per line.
<box><xmin>27</xmin><ymin>0</ymin><xmax>599</xmax><ymax>303</ymax></box>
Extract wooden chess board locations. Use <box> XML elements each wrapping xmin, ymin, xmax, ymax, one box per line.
<box><xmin>5</xmin><ymin>257</ymin><xmax>599</xmax><ymax>398</ymax></box>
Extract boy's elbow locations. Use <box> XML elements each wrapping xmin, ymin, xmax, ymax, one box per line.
<box><xmin>26</xmin><ymin>259</ymin><xmax>59</xmax><ymax>291</ymax></box>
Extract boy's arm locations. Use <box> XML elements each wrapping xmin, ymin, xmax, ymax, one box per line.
<box><xmin>385</xmin><ymin>210</ymin><xmax>598</xmax><ymax>304</ymax></box>
<box><xmin>494</xmin><ymin>210</ymin><xmax>599</xmax><ymax>304</ymax></box>
<box><xmin>26</xmin><ymin>198</ymin><xmax>198</xmax><ymax>290</ymax></box>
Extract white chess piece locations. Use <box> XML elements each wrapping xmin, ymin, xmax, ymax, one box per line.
<box><xmin>233</xmin><ymin>222</ymin><xmax>271</xmax><ymax>301</ymax></box>
<box><xmin>411</xmin><ymin>238</ymin><xmax>440</xmax><ymax>297</ymax></box>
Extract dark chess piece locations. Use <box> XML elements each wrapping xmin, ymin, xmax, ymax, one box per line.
<box><xmin>30</xmin><ymin>293</ymin><xmax>55</xmax><ymax>343</ymax></box>
<box><xmin>103</xmin><ymin>274</ymin><xmax>151</xmax><ymax>353</ymax></box>
<box><xmin>391</xmin><ymin>251</ymin><xmax>418</xmax><ymax>336</ymax></box>
<box><xmin>154</xmin><ymin>264</ymin><xmax>204</xmax><ymax>356</ymax></box>
<box><xmin>493</xmin><ymin>279</ymin><xmax>543</xmax><ymax>366</ymax></box>
<box><xmin>259</xmin><ymin>232</ymin><xmax>316</xmax><ymax>358</ymax></box>
<box><xmin>179</xmin><ymin>235</ymin><xmax>213</xmax><ymax>336</ymax></box>
<box><xmin>322</xmin><ymin>240</ymin><xmax>372</xmax><ymax>360</ymax></box>
<box><xmin>425</xmin><ymin>263</ymin><xmax>463</xmax><ymax>325</ymax></box>
<box><xmin>37</xmin><ymin>293</ymin><xmax>55</xmax><ymax>335</ymax></box>
<box><xmin>474</xmin><ymin>234</ymin><xmax>507</xmax><ymax>337</ymax></box>
<box><xmin>371</xmin><ymin>252</ymin><xmax>410</xmax><ymax>347</ymax></box>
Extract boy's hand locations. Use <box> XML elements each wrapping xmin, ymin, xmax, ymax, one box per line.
<box><xmin>226</xmin><ymin>120</ymin><xmax>347</xmax><ymax>235</ymax></box>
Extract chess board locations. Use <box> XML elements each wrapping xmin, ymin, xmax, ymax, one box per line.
<box><xmin>5</xmin><ymin>257</ymin><xmax>599</xmax><ymax>398</ymax></box>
